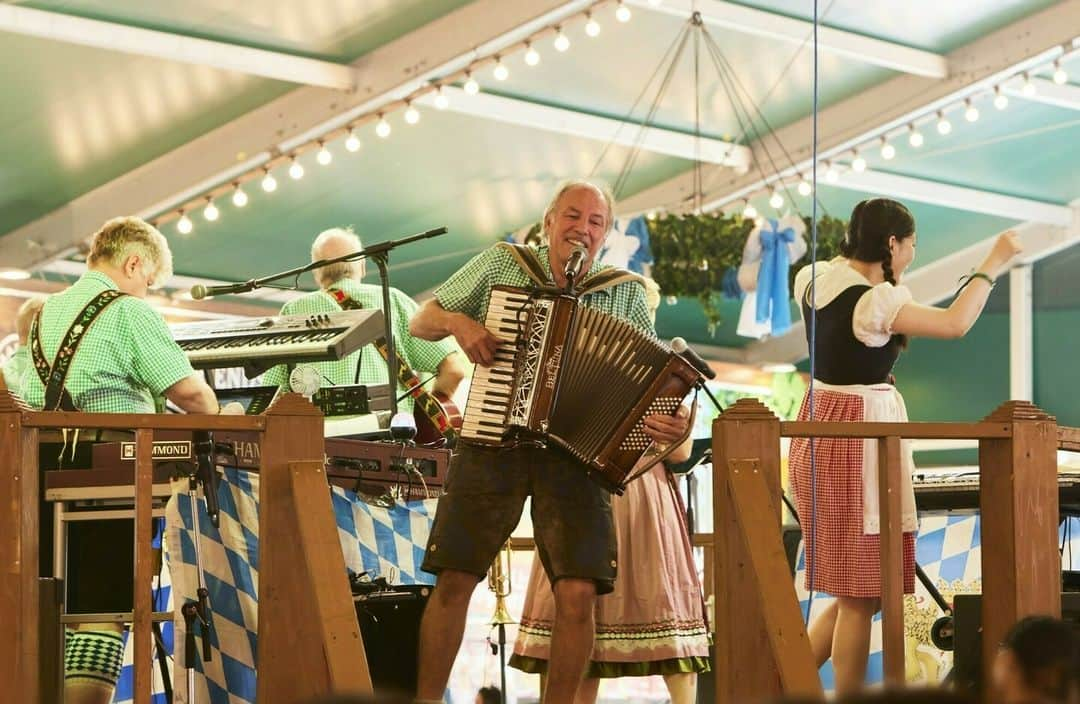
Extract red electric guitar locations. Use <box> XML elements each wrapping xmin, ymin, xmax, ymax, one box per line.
<box><xmin>414</xmin><ymin>391</ymin><xmax>463</xmax><ymax>446</ymax></box>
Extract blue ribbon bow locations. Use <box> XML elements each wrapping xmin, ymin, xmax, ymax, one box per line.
<box><xmin>755</xmin><ymin>219</ymin><xmax>796</xmax><ymax>334</ymax></box>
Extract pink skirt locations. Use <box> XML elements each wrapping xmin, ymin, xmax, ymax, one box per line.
<box><xmin>789</xmin><ymin>386</ymin><xmax>916</xmax><ymax>598</ymax></box>
<box><xmin>510</xmin><ymin>462</ymin><xmax>710</xmax><ymax>677</ymax></box>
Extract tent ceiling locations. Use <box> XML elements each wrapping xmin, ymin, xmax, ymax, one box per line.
<box><xmin>0</xmin><ymin>0</ymin><xmax>1077</xmax><ymax>354</ymax></box>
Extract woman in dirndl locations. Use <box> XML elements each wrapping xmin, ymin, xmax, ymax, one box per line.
<box><xmin>509</xmin><ymin>430</ymin><xmax>710</xmax><ymax>704</ymax></box>
<box><xmin>789</xmin><ymin>197</ymin><xmax>1022</xmax><ymax>693</ymax></box>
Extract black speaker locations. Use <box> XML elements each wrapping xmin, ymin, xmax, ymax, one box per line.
<box><xmin>354</xmin><ymin>584</ymin><xmax>431</xmax><ymax>696</ymax></box>
<box><xmin>952</xmin><ymin>592</ymin><xmax>1080</xmax><ymax>696</ymax></box>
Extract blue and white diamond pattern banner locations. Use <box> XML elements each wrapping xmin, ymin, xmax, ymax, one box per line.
<box><xmin>164</xmin><ymin>468</ymin><xmax>437</xmax><ymax>704</ymax></box>
<box><xmin>794</xmin><ymin>511</ymin><xmax>1080</xmax><ymax>690</ymax></box>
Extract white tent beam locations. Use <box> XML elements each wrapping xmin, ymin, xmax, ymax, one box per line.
<box><xmin>617</xmin><ymin>2</ymin><xmax>1079</xmax><ymax>219</ymax></box>
<box><xmin>1010</xmin><ymin>264</ymin><xmax>1034</xmax><ymax>401</ymax></box>
<box><xmin>414</xmin><ymin>86</ymin><xmax>752</xmax><ymax>170</ymax></box>
<box><xmin>0</xmin><ymin>0</ymin><xmax>593</xmax><ymax>271</ymax></box>
<box><xmin>625</xmin><ymin>0</ymin><xmax>947</xmax><ymax>78</ymax></box>
<box><xmin>0</xmin><ymin>5</ymin><xmax>357</xmax><ymax>90</ymax></box>
<box><xmin>1002</xmin><ymin>76</ymin><xmax>1080</xmax><ymax>111</ymax></box>
<box><xmin>830</xmin><ymin>169</ymin><xmax>1073</xmax><ymax>226</ymax></box>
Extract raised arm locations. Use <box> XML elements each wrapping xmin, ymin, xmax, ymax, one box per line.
<box><xmin>891</xmin><ymin>230</ymin><xmax>1022</xmax><ymax>339</ymax></box>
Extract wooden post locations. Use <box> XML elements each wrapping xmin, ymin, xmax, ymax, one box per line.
<box><xmin>712</xmin><ymin>398</ymin><xmax>785</xmax><ymax>702</ymax></box>
<box><xmin>257</xmin><ymin>394</ymin><xmax>371</xmax><ymax>704</ymax></box>
<box><xmin>132</xmin><ymin>428</ymin><xmax>154</xmax><ymax>704</ymax></box>
<box><xmin>877</xmin><ymin>436</ymin><xmax>905</xmax><ymax>684</ymax></box>
<box><xmin>978</xmin><ymin>401</ymin><xmax>1060</xmax><ymax>682</ymax></box>
<box><xmin>0</xmin><ymin>391</ymin><xmax>39</xmax><ymax>702</ymax></box>
<box><xmin>726</xmin><ymin>459</ymin><xmax>822</xmax><ymax>697</ymax></box>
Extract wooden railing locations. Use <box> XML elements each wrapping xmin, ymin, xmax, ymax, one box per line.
<box><xmin>0</xmin><ymin>390</ymin><xmax>372</xmax><ymax>704</ymax></box>
<box><xmin>710</xmin><ymin>398</ymin><xmax>1065</xmax><ymax>702</ymax></box>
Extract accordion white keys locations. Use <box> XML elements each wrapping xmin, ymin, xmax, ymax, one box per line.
<box><xmin>460</xmin><ymin>286</ymin><xmax>703</xmax><ymax>491</ymax></box>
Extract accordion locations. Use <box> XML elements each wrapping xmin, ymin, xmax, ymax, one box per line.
<box><xmin>460</xmin><ymin>286</ymin><xmax>702</xmax><ymax>491</ymax></box>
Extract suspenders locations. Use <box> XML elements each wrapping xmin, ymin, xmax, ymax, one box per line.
<box><xmin>29</xmin><ymin>289</ymin><xmax>127</xmax><ymax>411</ymax></box>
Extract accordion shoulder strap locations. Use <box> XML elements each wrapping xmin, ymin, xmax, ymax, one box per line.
<box><xmin>496</xmin><ymin>242</ymin><xmax>647</xmax><ymax>295</ymax></box>
<box><xmin>578</xmin><ymin>268</ymin><xmax>647</xmax><ymax>296</ymax></box>
<box><xmin>495</xmin><ymin>242</ymin><xmax>552</xmax><ymax>287</ymax></box>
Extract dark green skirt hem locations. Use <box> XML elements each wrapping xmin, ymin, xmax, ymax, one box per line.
<box><xmin>508</xmin><ymin>654</ymin><xmax>711</xmax><ymax>678</ymax></box>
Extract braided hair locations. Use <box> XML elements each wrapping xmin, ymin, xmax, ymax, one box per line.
<box><xmin>841</xmin><ymin>198</ymin><xmax>915</xmax><ymax>347</ymax></box>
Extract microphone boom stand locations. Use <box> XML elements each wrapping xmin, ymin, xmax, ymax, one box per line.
<box><xmin>189</xmin><ymin>226</ymin><xmax>448</xmax><ymax>418</ymax></box>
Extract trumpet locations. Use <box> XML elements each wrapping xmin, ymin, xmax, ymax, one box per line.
<box><xmin>488</xmin><ymin>540</ymin><xmax>515</xmax><ymax>626</ymax></box>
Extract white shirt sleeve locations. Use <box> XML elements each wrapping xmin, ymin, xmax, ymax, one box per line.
<box><xmin>852</xmin><ymin>282</ymin><xmax>913</xmax><ymax>347</ymax></box>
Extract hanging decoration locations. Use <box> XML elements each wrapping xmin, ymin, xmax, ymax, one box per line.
<box><xmin>736</xmin><ymin>214</ymin><xmax>807</xmax><ymax>339</ymax></box>
<box><xmin>649</xmin><ymin>212</ymin><xmax>753</xmax><ymax>330</ymax></box>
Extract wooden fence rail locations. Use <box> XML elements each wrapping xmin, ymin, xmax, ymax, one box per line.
<box><xmin>711</xmin><ymin>399</ymin><xmax>1063</xmax><ymax>703</ymax></box>
<box><xmin>0</xmin><ymin>390</ymin><xmax>372</xmax><ymax>704</ymax></box>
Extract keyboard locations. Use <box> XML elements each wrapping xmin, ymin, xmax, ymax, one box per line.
<box><xmin>170</xmin><ymin>309</ymin><xmax>384</xmax><ymax>373</ymax></box>
<box><xmin>460</xmin><ymin>288</ymin><xmax>530</xmax><ymax>444</ymax></box>
<box><xmin>913</xmin><ymin>468</ymin><xmax>1080</xmax><ymax>513</ymax></box>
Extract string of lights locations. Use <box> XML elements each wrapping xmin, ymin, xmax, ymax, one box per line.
<box><xmin>156</xmin><ymin>5</ymin><xmax>1076</xmax><ymax>235</ymax></box>
<box><xmin>159</xmin><ymin>0</ymin><xmax>636</xmax><ymax>234</ymax></box>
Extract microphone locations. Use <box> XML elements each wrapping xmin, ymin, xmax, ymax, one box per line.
<box><xmin>671</xmin><ymin>337</ymin><xmax>716</xmax><ymax>380</ymax></box>
<box><xmin>563</xmin><ymin>245</ymin><xmax>588</xmax><ymax>283</ymax></box>
<box><xmin>193</xmin><ymin>430</ymin><xmax>221</xmax><ymax>528</ymax></box>
<box><xmin>389</xmin><ymin>412</ymin><xmax>418</xmax><ymax>444</ymax></box>
<box><xmin>189</xmin><ymin>281</ymin><xmax>256</xmax><ymax>300</ymax></box>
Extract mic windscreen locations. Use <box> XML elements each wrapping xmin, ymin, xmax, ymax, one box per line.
<box><xmin>189</xmin><ymin>284</ymin><xmax>208</xmax><ymax>300</ymax></box>
<box><xmin>389</xmin><ymin>411</ymin><xmax>417</xmax><ymax>441</ymax></box>
<box><xmin>671</xmin><ymin>336</ymin><xmax>689</xmax><ymax>354</ymax></box>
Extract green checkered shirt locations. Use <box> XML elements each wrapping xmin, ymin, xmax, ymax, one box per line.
<box><xmin>262</xmin><ymin>278</ymin><xmax>457</xmax><ymax>413</ymax></box>
<box><xmin>435</xmin><ymin>244</ymin><xmax>654</xmax><ymax>334</ymax></box>
<box><xmin>21</xmin><ymin>271</ymin><xmax>195</xmax><ymax>413</ymax></box>
<box><xmin>2</xmin><ymin>346</ymin><xmax>30</xmax><ymax>397</ymax></box>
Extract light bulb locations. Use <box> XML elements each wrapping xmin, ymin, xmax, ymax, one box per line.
<box><xmin>585</xmin><ymin>14</ymin><xmax>601</xmax><ymax>37</ymax></box>
<box><xmin>852</xmin><ymin>154</ymin><xmax>867</xmax><ymax>172</ymax></box>
<box><xmin>345</xmin><ymin>131</ymin><xmax>361</xmax><ymax>152</ymax></box>
<box><xmin>908</xmin><ymin>125</ymin><xmax>924</xmax><ymax>147</ymax></box>
<box><xmin>492</xmin><ymin>60</ymin><xmax>509</xmax><ymax>81</ymax></box>
<box><xmin>994</xmin><ymin>88</ymin><xmax>1009</xmax><ymax>110</ymax></box>
<box><xmin>524</xmin><ymin>45</ymin><xmax>540</xmax><ymax>66</ymax></box>
<box><xmin>825</xmin><ymin>163</ymin><xmax>839</xmax><ymax>183</ymax></box>
<box><xmin>288</xmin><ymin>159</ymin><xmax>304</xmax><ymax>180</ymax></box>
<box><xmin>554</xmin><ymin>28</ymin><xmax>570</xmax><ymax>52</ymax></box>
<box><xmin>261</xmin><ymin>171</ymin><xmax>277</xmax><ymax>193</ymax></box>
<box><xmin>936</xmin><ymin>112</ymin><xmax>952</xmax><ymax>135</ymax></box>
<box><xmin>463</xmin><ymin>74</ymin><xmax>480</xmax><ymax>95</ymax></box>
<box><xmin>1053</xmin><ymin>62</ymin><xmax>1068</xmax><ymax>85</ymax></box>
<box><xmin>177</xmin><ymin>212</ymin><xmax>193</xmax><ymax>234</ymax></box>
<box><xmin>203</xmin><ymin>199</ymin><xmax>219</xmax><ymax>221</ymax></box>
<box><xmin>316</xmin><ymin>143</ymin><xmax>332</xmax><ymax>165</ymax></box>
<box><xmin>880</xmin><ymin>139</ymin><xmax>896</xmax><ymax>160</ymax></box>
<box><xmin>433</xmin><ymin>89</ymin><xmax>449</xmax><ymax>110</ymax></box>
<box><xmin>769</xmin><ymin>190</ymin><xmax>784</xmax><ymax>209</ymax></box>
<box><xmin>742</xmin><ymin>202</ymin><xmax>757</xmax><ymax>219</ymax></box>
<box><xmin>797</xmin><ymin>180</ymin><xmax>813</xmax><ymax>197</ymax></box>
<box><xmin>964</xmin><ymin>101</ymin><xmax>979</xmax><ymax>123</ymax></box>
<box><xmin>1022</xmin><ymin>73</ymin><xmax>1036</xmax><ymax>96</ymax></box>
<box><xmin>404</xmin><ymin>104</ymin><xmax>420</xmax><ymax>124</ymax></box>
<box><xmin>232</xmin><ymin>185</ymin><xmax>248</xmax><ymax>207</ymax></box>
<box><xmin>615</xmin><ymin>3</ymin><xmax>632</xmax><ymax>22</ymax></box>
<box><xmin>375</xmin><ymin>115</ymin><xmax>391</xmax><ymax>138</ymax></box>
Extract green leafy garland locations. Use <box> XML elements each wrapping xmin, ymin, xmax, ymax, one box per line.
<box><xmin>649</xmin><ymin>213</ymin><xmax>753</xmax><ymax>329</ymax></box>
<box><xmin>649</xmin><ymin>212</ymin><xmax>849</xmax><ymax>328</ymax></box>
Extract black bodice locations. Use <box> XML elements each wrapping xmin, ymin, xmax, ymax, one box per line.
<box><xmin>802</xmin><ymin>285</ymin><xmax>902</xmax><ymax>385</ymax></box>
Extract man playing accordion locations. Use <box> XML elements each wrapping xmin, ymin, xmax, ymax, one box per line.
<box><xmin>409</xmin><ymin>179</ymin><xmax>690</xmax><ymax>703</ymax></box>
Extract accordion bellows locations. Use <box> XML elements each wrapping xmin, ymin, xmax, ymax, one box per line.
<box><xmin>461</xmin><ymin>286</ymin><xmax>701</xmax><ymax>491</ymax></box>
